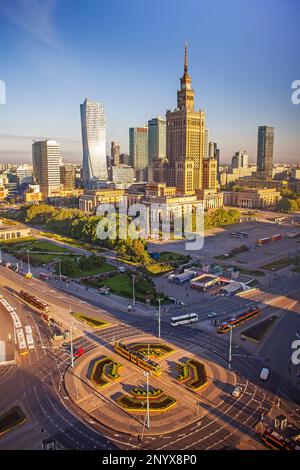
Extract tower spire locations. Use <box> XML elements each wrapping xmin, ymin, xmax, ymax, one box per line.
<box><xmin>184</xmin><ymin>41</ymin><xmax>188</xmax><ymax>74</ymax></box>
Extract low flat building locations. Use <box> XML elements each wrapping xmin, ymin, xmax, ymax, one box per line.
<box><xmin>234</xmin><ymin>177</ymin><xmax>287</xmax><ymax>191</ymax></box>
<box><xmin>79</xmin><ymin>188</ymin><xmax>125</xmax><ymax>212</ymax></box>
<box><xmin>223</xmin><ymin>188</ymin><xmax>281</xmax><ymax>209</ymax></box>
<box><xmin>196</xmin><ymin>189</ymin><xmax>224</xmax><ymax>211</ymax></box>
<box><xmin>0</xmin><ymin>220</ymin><xmax>31</xmax><ymax>241</ymax></box>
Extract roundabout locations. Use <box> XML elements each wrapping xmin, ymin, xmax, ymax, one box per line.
<box><xmin>64</xmin><ymin>334</ymin><xmax>236</xmax><ymax>436</ymax></box>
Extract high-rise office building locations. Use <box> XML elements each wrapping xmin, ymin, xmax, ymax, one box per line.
<box><xmin>148</xmin><ymin>116</ymin><xmax>166</xmax><ymax>166</ymax></box>
<box><xmin>129</xmin><ymin>127</ymin><xmax>148</xmax><ymax>172</ymax></box>
<box><xmin>166</xmin><ymin>43</ymin><xmax>206</xmax><ymax>194</ymax></box>
<box><xmin>80</xmin><ymin>98</ymin><xmax>108</xmax><ymax>187</ymax></box>
<box><xmin>209</xmin><ymin>142</ymin><xmax>220</xmax><ymax>182</ymax></box>
<box><xmin>232</xmin><ymin>151</ymin><xmax>249</xmax><ymax>169</ymax></box>
<box><xmin>204</xmin><ymin>129</ymin><xmax>210</xmax><ymax>160</ymax></box>
<box><xmin>111</xmin><ymin>141</ymin><xmax>120</xmax><ymax>166</ymax></box>
<box><xmin>257</xmin><ymin>126</ymin><xmax>274</xmax><ymax>179</ymax></box>
<box><xmin>60</xmin><ymin>164</ymin><xmax>76</xmax><ymax>191</ymax></box>
<box><xmin>203</xmin><ymin>158</ymin><xmax>218</xmax><ymax>191</ymax></box>
<box><xmin>32</xmin><ymin>140</ymin><xmax>61</xmax><ymax>198</ymax></box>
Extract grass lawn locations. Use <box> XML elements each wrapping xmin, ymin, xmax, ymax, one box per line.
<box><xmin>235</xmin><ymin>267</ymin><xmax>265</xmax><ymax>277</ymax></box>
<box><xmin>0</xmin><ymin>406</ymin><xmax>26</xmax><ymax>436</ymax></box>
<box><xmin>158</xmin><ymin>252</ymin><xmax>190</xmax><ymax>264</ymax></box>
<box><xmin>72</xmin><ymin>312</ymin><xmax>109</xmax><ymax>329</ymax></box>
<box><xmin>241</xmin><ymin>316</ymin><xmax>278</xmax><ymax>342</ymax></box>
<box><xmin>3</xmin><ymin>239</ymin><xmax>74</xmax><ymax>265</ymax></box>
<box><xmin>83</xmin><ymin>272</ymin><xmax>161</xmax><ymax>303</ymax></box>
<box><xmin>261</xmin><ymin>257</ymin><xmax>293</xmax><ymax>271</ymax></box>
<box><xmin>71</xmin><ymin>262</ymin><xmax>115</xmax><ymax>278</ymax></box>
<box><xmin>38</xmin><ymin>231</ymin><xmax>103</xmax><ymax>253</ymax></box>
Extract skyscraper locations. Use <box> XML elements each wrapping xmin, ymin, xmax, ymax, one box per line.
<box><xmin>148</xmin><ymin>116</ymin><xmax>166</xmax><ymax>166</ymax></box>
<box><xmin>80</xmin><ymin>98</ymin><xmax>108</xmax><ymax>187</ymax></box>
<box><xmin>129</xmin><ymin>127</ymin><xmax>148</xmax><ymax>172</ymax></box>
<box><xmin>111</xmin><ymin>141</ymin><xmax>120</xmax><ymax>166</ymax></box>
<box><xmin>232</xmin><ymin>151</ymin><xmax>249</xmax><ymax>169</ymax></box>
<box><xmin>32</xmin><ymin>140</ymin><xmax>61</xmax><ymax>198</ymax></box>
<box><xmin>166</xmin><ymin>43</ymin><xmax>206</xmax><ymax>194</ymax></box>
<box><xmin>257</xmin><ymin>126</ymin><xmax>274</xmax><ymax>179</ymax></box>
<box><xmin>204</xmin><ymin>129</ymin><xmax>209</xmax><ymax>160</ymax></box>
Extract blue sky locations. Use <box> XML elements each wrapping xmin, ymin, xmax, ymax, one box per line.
<box><xmin>0</xmin><ymin>0</ymin><xmax>299</xmax><ymax>163</ymax></box>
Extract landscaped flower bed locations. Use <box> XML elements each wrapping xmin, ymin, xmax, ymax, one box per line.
<box><xmin>0</xmin><ymin>406</ymin><xmax>26</xmax><ymax>436</ymax></box>
<box><xmin>72</xmin><ymin>312</ymin><xmax>109</xmax><ymax>329</ymax></box>
<box><xmin>176</xmin><ymin>358</ymin><xmax>208</xmax><ymax>391</ymax></box>
<box><xmin>130</xmin><ymin>388</ymin><xmax>163</xmax><ymax>399</ymax></box>
<box><xmin>117</xmin><ymin>391</ymin><xmax>176</xmax><ymax>412</ymax></box>
<box><xmin>89</xmin><ymin>356</ymin><xmax>123</xmax><ymax>388</ymax></box>
<box><xmin>177</xmin><ymin>363</ymin><xmax>190</xmax><ymax>382</ymax></box>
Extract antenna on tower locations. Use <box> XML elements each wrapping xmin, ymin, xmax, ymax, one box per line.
<box><xmin>184</xmin><ymin>40</ymin><xmax>188</xmax><ymax>73</ymax></box>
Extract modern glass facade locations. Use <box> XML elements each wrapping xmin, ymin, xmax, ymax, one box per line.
<box><xmin>80</xmin><ymin>98</ymin><xmax>108</xmax><ymax>187</ymax></box>
<box><xmin>148</xmin><ymin>116</ymin><xmax>166</xmax><ymax>167</ymax></box>
<box><xmin>129</xmin><ymin>127</ymin><xmax>148</xmax><ymax>171</ymax></box>
<box><xmin>257</xmin><ymin>126</ymin><xmax>274</xmax><ymax>179</ymax></box>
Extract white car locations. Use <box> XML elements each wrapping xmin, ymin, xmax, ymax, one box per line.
<box><xmin>208</xmin><ymin>312</ymin><xmax>217</xmax><ymax>318</ymax></box>
<box><xmin>232</xmin><ymin>386</ymin><xmax>242</xmax><ymax>398</ymax></box>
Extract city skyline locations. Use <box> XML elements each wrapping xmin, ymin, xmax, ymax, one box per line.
<box><xmin>0</xmin><ymin>0</ymin><xmax>299</xmax><ymax>164</ymax></box>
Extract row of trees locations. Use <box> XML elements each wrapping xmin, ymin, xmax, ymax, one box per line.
<box><xmin>204</xmin><ymin>208</ymin><xmax>240</xmax><ymax>229</ymax></box>
<box><xmin>21</xmin><ymin>204</ymin><xmax>152</xmax><ymax>263</ymax></box>
<box><xmin>54</xmin><ymin>254</ymin><xmax>105</xmax><ymax>277</ymax></box>
<box><xmin>21</xmin><ymin>204</ymin><xmax>241</xmax><ymax>262</ymax></box>
<box><xmin>277</xmin><ymin>188</ymin><xmax>300</xmax><ymax>212</ymax></box>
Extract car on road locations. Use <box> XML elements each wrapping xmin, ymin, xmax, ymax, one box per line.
<box><xmin>260</xmin><ymin>368</ymin><xmax>270</xmax><ymax>381</ymax></box>
<box><xmin>232</xmin><ymin>386</ymin><xmax>242</xmax><ymax>398</ymax></box>
<box><xmin>208</xmin><ymin>312</ymin><xmax>218</xmax><ymax>318</ymax></box>
<box><xmin>74</xmin><ymin>348</ymin><xmax>84</xmax><ymax>358</ymax></box>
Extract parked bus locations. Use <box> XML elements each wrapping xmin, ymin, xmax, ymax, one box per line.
<box><xmin>236</xmin><ymin>231</ymin><xmax>249</xmax><ymax>238</ymax></box>
<box><xmin>231</xmin><ymin>232</ymin><xmax>244</xmax><ymax>238</ymax></box>
<box><xmin>24</xmin><ymin>325</ymin><xmax>35</xmax><ymax>350</ymax></box>
<box><xmin>171</xmin><ymin>313</ymin><xmax>199</xmax><ymax>327</ymax></box>
<box><xmin>16</xmin><ymin>328</ymin><xmax>28</xmax><ymax>356</ymax></box>
<box><xmin>19</xmin><ymin>290</ymin><xmax>49</xmax><ymax>313</ymax></box>
<box><xmin>231</xmin><ymin>232</ymin><xmax>249</xmax><ymax>238</ymax></box>
<box><xmin>217</xmin><ymin>307</ymin><xmax>260</xmax><ymax>334</ymax></box>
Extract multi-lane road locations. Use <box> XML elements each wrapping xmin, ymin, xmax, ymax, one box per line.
<box><xmin>0</xmin><ymin>264</ymin><xmax>299</xmax><ymax>450</ymax></box>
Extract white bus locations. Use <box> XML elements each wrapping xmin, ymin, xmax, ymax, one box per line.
<box><xmin>24</xmin><ymin>325</ymin><xmax>35</xmax><ymax>350</ymax></box>
<box><xmin>171</xmin><ymin>313</ymin><xmax>199</xmax><ymax>327</ymax></box>
<box><xmin>16</xmin><ymin>328</ymin><xmax>28</xmax><ymax>356</ymax></box>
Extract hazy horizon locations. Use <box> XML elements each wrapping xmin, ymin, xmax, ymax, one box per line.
<box><xmin>0</xmin><ymin>0</ymin><xmax>299</xmax><ymax>165</ymax></box>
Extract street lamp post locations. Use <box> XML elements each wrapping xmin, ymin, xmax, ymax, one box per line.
<box><xmin>157</xmin><ymin>298</ymin><xmax>162</xmax><ymax>339</ymax></box>
<box><xmin>58</xmin><ymin>259</ymin><xmax>62</xmax><ymax>284</ymax></box>
<box><xmin>132</xmin><ymin>274</ymin><xmax>135</xmax><ymax>305</ymax></box>
<box><xmin>70</xmin><ymin>322</ymin><xmax>75</xmax><ymax>368</ymax></box>
<box><xmin>27</xmin><ymin>249</ymin><xmax>31</xmax><ymax>275</ymax></box>
<box><xmin>145</xmin><ymin>371</ymin><xmax>150</xmax><ymax>430</ymax></box>
<box><xmin>228</xmin><ymin>325</ymin><xmax>233</xmax><ymax>370</ymax></box>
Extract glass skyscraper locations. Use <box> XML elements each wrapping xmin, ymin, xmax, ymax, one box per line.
<box><xmin>80</xmin><ymin>98</ymin><xmax>108</xmax><ymax>187</ymax></box>
<box><xmin>129</xmin><ymin>127</ymin><xmax>148</xmax><ymax>171</ymax></box>
<box><xmin>148</xmin><ymin>116</ymin><xmax>166</xmax><ymax>167</ymax></box>
<box><xmin>257</xmin><ymin>126</ymin><xmax>274</xmax><ymax>179</ymax></box>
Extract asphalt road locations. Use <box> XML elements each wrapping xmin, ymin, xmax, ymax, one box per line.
<box><xmin>0</xmin><ymin>265</ymin><xmax>299</xmax><ymax>450</ymax></box>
